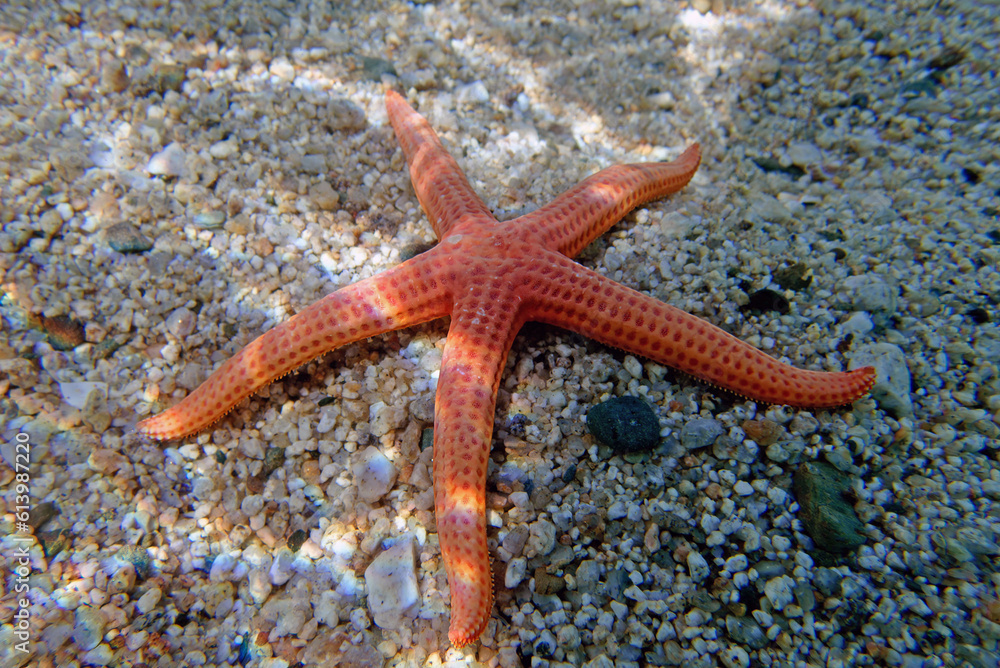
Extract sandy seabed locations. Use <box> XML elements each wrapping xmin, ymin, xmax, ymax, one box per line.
<box><xmin>1</xmin><ymin>1</ymin><xmax>999</xmax><ymax>667</ymax></box>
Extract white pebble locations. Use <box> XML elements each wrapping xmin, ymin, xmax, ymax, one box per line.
<box><xmin>81</xmin><ymin>645</ymin><xmax>114</xmax><ymax>666</ymax></box>
<box><xmin>146</xmin><ymin>143</ymin><xmax>187</xmax><ymax>177</ymax></box>
<box><xmin>687</xmin><ymin>550</ymin><xmax>710</xmax><ymax>582</ymax></box>
<box><xmin>269</xmin><ymin>57</ymin><xmax>296</xmax><ymax>82</ymax></box>
<box><xmin>623</xmin><ymin>355</ymin><xmax>643</xmax><ymax>379</ymax></box>
<box><xmin>209</xmin><ymin>139</ymin><xmax>238</xmax><ymax>159</ymax></box>
<box><xmin>509</xmin><ymin>491</ymin><xmax>530</xmax><ymax>508</ymax></box>
<box><xmin>365</xmin><ymin>535</ymin><xmax>419</xmax><ymax>630</ymax></box>
<box><xmin>724</xmin><ymin>554</ymin><xmax>748</xmax><ymax>574</ymax></box>
<box><xmin>136</xmin><ymin>588</ymin><xmax>162</xmax><ymax>614</ymax></box>
<box><xmin>73</xmin><ymin>606</ymin><xmax>107</xmax><ymax>651</ymax></box>
<box><xmin>505</xmin><ymin>557</ymin><xmax>527</xmax><ymax>588</ymax></box>
<box><xmin>209</xmin><ymin>552</ymin><xmax>237</xmax><ymax>582</ymax></box>
<box><xmin>764</xmin><ymin>575</ymin><xmax>795</xmax><ymax>611</ymax></box>
<box><xmin>771</xmin><ymin>535</ymin><xmax>792</xmax><ymax>552</ymax></box>
<box><xmin>352</xmin><ymin>446</ymin><xmax>398</xmax><ymax>503</ymax></box>
<box><xmin>166</xmin><ymin>308</ymin><xmax>196</xmax><ymax>339</ymax></box>
<box><xmin>608</xmin><ymin>500</ymin><xmax>628</xmax><ymax>520</ymax></box>
<box><xmin>269</xmin><ymin>548</ymin><xmax>296</xmax><ymax>586</ymax></box>
<box><xmin>59</xmin><ymin>382</ymin><xmax>107</xmax><ymax>410</ymax></box>
<box><xmin>368</xmin><ymin>401</ymin><xmax>406</xmax><ymax>437</ymax></box>
<box><xmin>248</xmin><ymin>569</ymin><xmax>272</xmax><ymax>605</ymax></box>
<box><xmin>786</xmin><ymin>141</ymin><xmax>822</xmax><ymax>167</ymax></box>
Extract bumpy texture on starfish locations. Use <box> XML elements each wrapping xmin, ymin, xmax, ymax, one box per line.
<box><xmin>138</xmin><ymin>89</ymin><xmax>876</xmax><ymax>646</ymax></box>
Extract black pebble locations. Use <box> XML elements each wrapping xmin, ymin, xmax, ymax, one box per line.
<box><xmin>741</xmin><ymin>289</ymin><xmax>790</xmax><ymax>315</ymax></box>
<box><xmin>586</xmin><ymin>396</ymin><xmax>660</xmax><ymax>453</ymax></box>
<box><xmin>288</xmin><ymin>529</ymin><xmax>308</xmax><ymax>552</ymax></box>
<box><xmin>967</xmin><ymin>307</ymin><xmax>990</xmax><ymax>324</ymax></box>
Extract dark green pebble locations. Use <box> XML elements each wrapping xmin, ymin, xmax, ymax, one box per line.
<box><xmin>107</xmin><ymin>222</ymin><xmax>153</xmax><ymax>253</ymax></box>
<box><xmin>261</xmin><ymin>447</ymin><xmax>285</xmax><ymax>477</ymax></box>
<box><xmin>287</xmin><ymin>529</ymin><xmax>308</xmax><ymax>552</ymax></box>
<box><xmin>117</xmin><ymin>545</ymin><xmax>152</xmax><ymax>580</ymax></box>
<box><xmin>586</xmin><ymin>396</ymin><xmax>660</xmax><ymax>454</ymax></box>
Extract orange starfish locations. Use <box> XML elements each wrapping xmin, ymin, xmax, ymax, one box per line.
<box><xmin>137</xmin><ymin>89</ymin><xmax>876</xmax><ymax>646</ymax></box>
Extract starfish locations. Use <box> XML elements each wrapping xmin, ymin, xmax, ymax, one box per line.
<box><xmin>137</xmin><ymin>89</ymin><xmax>876</xmax><ymax>646</ymax></box>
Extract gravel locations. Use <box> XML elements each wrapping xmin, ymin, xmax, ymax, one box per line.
<box><xmin>1</xmin><ymin>0</ymin><xmax>998</xmax><ymax>667</ymax></box>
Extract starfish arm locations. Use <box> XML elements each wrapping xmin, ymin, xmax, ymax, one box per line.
<box><xmin>522</xmin><ymin>255</ymin><xmax>876</xmax><ymax>407</ymax></box>
<box><xmin>136</xmin><ymin>255</ymin><xmax>453</xmax><ymax>440</ymax></box>
<box><xmin>386</xmin><ymin>89</ymin><xmax>497</xmax><ymax>238</ymax></box>
<box><xmin>433</xmin><ymin>287</ymin><xmax>525</xmax><ymax>647</ymax></box>
<box><xmin>515</xmin><ymin>144</ymin><xmax>701</xmax><ymax>258</ymax></box>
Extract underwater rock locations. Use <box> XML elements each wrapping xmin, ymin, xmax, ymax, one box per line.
<box><xmin>680</xmin><ymin>418</ymin><xmax>725</xmax><ymax>451</ymax></box>
<box><xmin>116</xmin><ymin>545</ymin><xmax>151</xmax><ymax>580</ymax></box>
<box><xmin>106</xmin><ymin>222</ymin><xmax>153</xmax><ymax>253</ymax></box>
<box><xmin>146</xmin><ymin>142</ymin><xmax>187</xmax><ymax>177</ymax></box>
<box><xmin>369</xmin><ymin>401</ymin><xmax>407</xmax><ymax>438</ymax></box>
<box><xmin>852</xmin><ymin>342</ymin><xmax>913</xmax><ymax>417</ymax></box>
<box><xmin>726</xmin><ymin>615</ymin><xmax>768</xmax><ymax>650</ymax></box>
<box><xmin>586</xmin><ymin>396</ymin><xmax>660</xmax><ymax>454</ymax></box>
<box><xmin>165</xmin><ymin>307</ymin><xmax>196</xmax><ymax>340</ymax></box>
<box><xmin>73</xmin><ymin>606</ymin><xmax>106</xmax><ymax>651</ymax></box>
<box><xmin>37</xmin><ymin>314</ymin><xmax>84</xmax><ymax>350</ymax></box>
<box><xmin>352</xmin><ymin>446</ymin><xmax>398</xmax><ymax>503</ymax></box>
<box><xmin>839</xmin><ymin>273</ymin><xmax>899</xmax><ymax>326</ymax></box>
<box><xmin>793</xmin><ymin>461</ymin><xmax>866</xmax><ymax>552</ymax></box>
<box><xmin>365</xmin><ymin>534</ymin><xmax>419</xmax><ymax>630</ymax></box>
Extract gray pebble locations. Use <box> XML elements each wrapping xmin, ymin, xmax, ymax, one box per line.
<box><xmin>787</xmin><ymin>141</ymin><xmax>823</xmax><ymax>167</ymax></box>
<box><xmin>680</xmin><ymin>418</ymin><xmax>724</xmax><ymax>450</ymax></box>
<box><xmin>269</xmin><ymin>548</ymin><xmax>296</xmax><ymax>586</ymax></box>
<box><xmin>501</xmin><ymin>524</ymin><xmax>529</xmax><ymax>557</ymax></box>
<box><xmin>533</xmin><ymin>629</ymin><xmax>557</xmax><ymax>658</ymax></box>
<box><xmin>505</xmin><ymin>557</ymin><xmax>527</xmax><ymax>589</ymax></box>
<box><xmin>852</xmin><ymin>342</ymin><xmax>913</xmax><ymax>417</ymax></box>
<box><xmin>840</xmin><ymin>273</ymin><xmax>899</xmax><ymax>322</ymax></box>
<box><xmin>748</xmin><ymin>193</ymin><xmax>793</xmax><ymax>225</ymax></box>
<box><xmin>531</xmin><ymin>592</ymin><xmax>563</xmax><ymax>614</ymax></box>
<box><xmin>841</xmin><ymin>311</ymin><xmax>874</xmax><ymax>338</ymax></box>
<box><xmin>824</xmin><ymin>446</ymin><xmax>854</xmax><ymax>472</ymax></box>
<box><xmin>106</xmin><ymin>222</ymin><xmax>153</xmax><ymax>253</ymax></box>
<box><xmin>687</xmin><ymin>550</ymin><xmax>710</xmax><ymax>582</ymax></box>
<box><xmin>602</xmin><ymin>568</ymin><xmax>630</xmax><ymax>600</ymax></box>
<box><xmin>754</xmin><ymin>560</ymin><xmax>786</xmax><ymax>579</ymax></box>
<box><xmin>300</xmin><ymin>153</ymin><xmax>327</xmax><ymax>173</ymax></box>
<box><xmin>955</xmin><ymin>644</ymin><xmax>1000</xmax><ymax>668</ymax></box>
<box><xmin>547</xmin><ymin>545</ymin><xmax>575</xmax><ymax>569</ymax></box>
<box><xmin>73</xmin><ymin>606</ymin><xmax>106</xmax><ymax>651</ymax></box>
<box><xmin>193</xmin><ymin>211</ymin><xmax>226</xmax><ymax>228</ymax></box>
<box><xmin>352</xmin><ymin>446</ymin><xmax>398</xmax><ymax>503</ymax></box>
<box><xmin>324</xmin><ymin>97</ymin><xmax>366</xmax><ymax>132</ymax></box>
<box><xmin>551</xmin><ymin>508</ymin><xmax>573</xmax><ymax>532</ymax></box>
<box><xmin>607</xmin><ymin>500</ymin><xmax>628</xmax><ymax>520</ymax></box>
<box><xmin>166</xmin><ymin>307</ymin><xmax>196</xmax><ymax>339</ymax></box>
<box><xmin>794</xmin><ymin>581</ymin><xmax>816</xmax><ymax>612</ymax></box>
<box><xmin>575</xmin><ymin>560</ymin><xmax>601</xmax><ymax>594</ymax></box>
<box><xmin>726</xmin><ymin>615</ymin><xmax>767</xmax><ymax>649</ymax></box>
<box><xmin>81</xmin><ymin>644</ymin><xmax>114</xmax><ymax>666</ymax></box>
